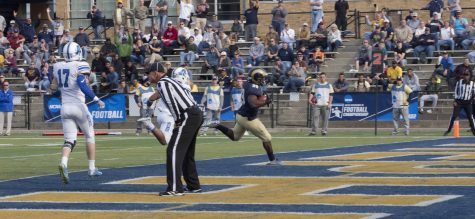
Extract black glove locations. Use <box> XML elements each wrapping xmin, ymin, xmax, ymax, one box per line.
<box><xmin>146</xmin><ymin>99</ymin><xmax>154</xmax><ymax>107</ymax></box>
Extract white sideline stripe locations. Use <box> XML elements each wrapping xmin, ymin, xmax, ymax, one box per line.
<box><xmin>328</xmin><ymin>165</ymin><xmax>365</xmax><ymax>172</ymax></box>
<box><xmin>26</xmin><ymin>143</ymin><xmax>61</xmax><ymax>147</ymax></box>
<box><xmin>0</xmin><ymin>146</ymin><xmax>152</xmax><ymax>159</ymax></box>
<box><xmin>432</xmin><ymin>155</ymin><xmax>466</xmax><ymax>160</ymax></box>
<box><xmin>413</xmin><ymin>195</ymin><xmax>462</xmax><ymax>207</ymax></box>
<box><xmin>0</xmin><ymin>144</ymin><xmax>14</xmax><ymax>147</ymax></box>
<box><xmin>103</xmin><ymin>158</ymin><xmax>120</xmax><ymax>161</ymax></box>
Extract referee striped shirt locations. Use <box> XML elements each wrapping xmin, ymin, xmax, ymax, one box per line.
<box><xmin>158</xmin><ymin>77</ymin><xmax>196</xmax><ymax>122</ymax></box>
<box><xmin>454</xmin><ymin>79</ymin><xmax>475</xmax><ymax>102</ymax></box>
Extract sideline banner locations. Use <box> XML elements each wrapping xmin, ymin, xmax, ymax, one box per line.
<box><xmin>329</xmin><ymin>92</ymin><xmax>419</xmax><ymax>121</ymax></box>
<box><xmin>44</xmin><ymin>94</ymin><xmax>126</xmax><ymax>122</ymax></box>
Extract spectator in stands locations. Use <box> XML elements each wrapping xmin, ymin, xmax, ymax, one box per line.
<box><xmin>23</xmin><ymin>63</ymin><xmax>39</xmax><ymax>91</ymax></box>
<box><xmin>309</xmin><ymin>72</ymin><xmax>333</xmax><ymax>136</ymax></box>
<box><xmin>451</xmin><ymin>11</ymin><xmax>468</xmax><ymax>37</ymax></box>
<box><xmin>428</xmin><ymin>12</ymin><xmax>443</xmax><ymax>37</ymax></box>
<box><xmin>4</xmin><ymin>51</ymin><xmax>18</xmax><ymax>77</ymax></box>
<box><xmin>452</xmin><ymin>58</ymin><xmax>473</xmax><ymax>89</ymax></box>
<box><xmin>387</xmin><ymin>60</ymin><xmax>403</xmax><ymax>84</ymax></box>
<box><xmin>413</xmin><ymin>28</ymin><xmax>436</xmax><ymax>64</ymax></box>
<box><xmin>334</xmin><ymin>0</ymin><xmax>349</xmax><ymax>32</ymax></box>
<box><xmin>164</xmin><ymin>61</ymin><xmax>173</xmax><ymax>77</ymax></box>
<box><xmin>8</xmin><ymin>30</ymin><xmax>29</xmax><ymax>64</ymax></box>
<box><xmin>327</xmin><ymin>24</ymin><xmax>342</xmax><ymax>52</ymax></box>
<box><xmin>264</xmin><ymin>38</ymin><xmax>279</xmax><ymax>66</ymax></box>
<box><xmin>437</xmin><ymin>51</ymin><xmax>455</xmax><ymax>80</ymax></box>
<box><xmin>117</xmin><ymin>80</ymin><xmax>128</xmax><ymax>93</ymax></box>
<box><xmin>178</xmin><ymin>21</ymin><xmax>191</xmax><ymax>46</ymax></box>
<box><xmin>38</xmin><ymin>24</ymin><xmax>54</xmax><ymax>51</ymax></box>
<box><xmin>201</xmin><ymin>46</ymin><xmax>220</xmax><ymax>76</ymax></box>
<box><xmin>309</xmin><ymin>46</ymin><xmax>325</xmax><ymax>72</ymax></box>
<box><xmin>310</xmin><ymin>0</ymin><xmax>324</xmax><ymax>33</ymax></box>
<box><xmin>393</xmin><ymin>41</ymin><xmax>408</xmax><ymax>67</ymax></box>
<box><xmin>284</xmin><ymin>61</ymin><xmax>305</xmax><ymax>92</ymax></box>
<box><xmin>369</xmin><ymin>25</ymin><xmax>384</xmax><ymax>47</ymax></box>
<box><xmin>447</xmin><ymin>0</ymin><xmax>461</xmax><ymax>18</ymax></box>
<box><xmin>148</xmin><ymin>25</ymin><xmax>161</xmax><ymax>43</ymax></box>
<box><xmin>333</xmin><ymin>72</ymin><xmax>349</xmax><ymax>92</ymax></box>
<box><xmin>87</xmin><ymin>5</ymin><xmax>104</xmax><ymax>40</ymax></box>
<box><xmin>461</xmin><ymin>19</ymin><xmax>475</xmax><ymax>50</ymax></box>
<box><xmin>244</xmin><ymin>0</ymin><xmax>259</xmax><ymax>41</ymax></box>
<box><xmin>114</xmin><ymin>0</ymin><xmax>134</xmax><ymax>32</ymax></box>
<box><xmin>403</xmin><ymin>68</ymin><xmax>420</xmax><ymax>92</ymax></box>
<box><xmin>198</xmin><ymin>25</ymin><xmax>215</xmax><ymax>53</ymax></box>
<box><xmin>132</xmin><ymin>28</ymin><xmax>144</xmax><ymax>43</ymax></box>
<box><xmin>111</xmin><ymin>54</ymin><xmax>123</xmax><ymax>78</ymax></box>
<box><xmin>38</xmin><ymin>39</ymin><xmax>50</xmax><ymax>62</ymax></box>
<box><xmin>7</xmin><ymin>20</ymin><xmax>20</xmax><ymax>36</ymax></box>
<box><xmin>296</xmin><ymin>52</ymin><xmax>308</xmax><ymax>72</ymax></box>
<box><xmin>124</xmin><ymin>60</ymin><xmax>138</xmax><ymax>82</ymax></box>
<box><xmin>91</xmin><ymin>53</ymin><xmax>106</xmax><ymax>78</ymax></box>
<box><xmin>0</xmin><ymin>80</ymin><xmax>13</xmax><ymax>136</ymax></box>
<box><xmin>192</xmin><ymin>27</ymin><xmax>203</xmax><ymax>46</ymax></box>
<box><xmin>247</xmin><ymin>37</ymin><xmax>264</xmax><ymax>67</ymax></box>
<box><xmin>355</xmin><ymin>40</ymin><xmax>371</xmax><ymax>72</ymax></box>
<box><xmin>0</xmin><ymin>15</ymin><xmax>5</xmax><ymax>33</ymax></box>
<box><xmin>228</xmin><ymin>38</ymin><xmax>239</xmax><ymax>59</ymax></box>
<box><xmin>200</xmin><ymin>76</ymin><xmax>224</xmax><ymax>136</ymax></box>
<box><xmin>230</xmin><ymin>52</ymin><xmax>245</xmax><ymax>78</ymax></box>
<box><xmin>100</xmin><ymin>38</ymin><xmax>118</xmax><ymax>61</ymax></box>
<box><xmin>116</xmin><ymin>28</ymin><xmax>133</xmax><ymax>64</ymax></box>
<box><xmin>133</xmin><ymin>0</ymin><xmax>148</xmax><ymax>33</ymax></box>
<box><xmin>280</xmin><ymin>23</ymin><xmax>295</xmax><ymax>50</ymax></box>
<box><xmin>395</xmin><ymin>19</ymin><xmax>413</xmax><ymax>49</ymax></box>
<box><xmin>296</xmin><ymin>23</ymin><xmax>310</xmax><ymax>51</ymax></box>
<box><xmin>218</xmin><ymin>51</ymin><xmax>231</xmax><ymax>73</ymax></box>
<box><xmin>38</xmin><ymin>62</ymin><xmax>51</xmax><ymax>92</ymax></box>
<box><xmin>437</xmin><ymin>21</ymin><xmax>455</xmax><ymax>51</ymax></box>
<box><xmin>353</xmin><ymin>73</ymin><xmax>370</xmax><ymax>92</ymax></box>
<box><xmin>270</xmin><ymin>57</ymin><xmax>285</xmax><ymax>85</ymax></box>
<box><xmin>407</xmin><ymin>12</ymin><xmax>421</xmax><ymax>33</ymax></box>
<box><xmin>309</xmin><ymin>23</ymin><xmax>328</xmax><ymax>51</ymax></box>
<box><xmin>180</xmin><ymin>36</ymin><xmax>198</xmax><ymax>66</ymax></box>
<box><xmin>155</xmin><ymin>0</ymin><xmax>169</xmax><ymax>33</ymax></box>
<box><xmin>414</xmin><ymin>21</ymin><xmax>426</xmax><ymax>39</ymax></box>
<box><xmin>364</xmin><ymin>13</ymin><xmax>385</xmax><ymax>39</ymax></box>
<box><xmin>58</xmin><ymin>29</ymin><xmax>73</xmax><ymax>55</ymax></box>
<box><xmin>0</xmin><ymin>75</ymin><xmax>5</xmax><ymax>86</ymax></box>
<box><xmin>265</xmin><ymin>25</ymin><xmax>279</xmax><ymax>46</ymax></box>
<box><xmin>13</xmin><ymin>11</ymin><xmax>39</xmax><ymax>44</ymax></box>
<box><xmin>217</xmin><ymin>31</ymin><xmax>230</xmax><ymax>52</ymax></box>
<box><xmin>388</xmin><ymin>76</ymin><xmax>412</xmax><ymax>135</ymax></box>
<box><xmin>146</xmin><ymin>36</ymin><xmax>163</xmax><ymax>65</ymax></box>
<box><xmin>0</xmin><ymin>32</ymin><xmax>8</xmax><ymax>55</ymax></box>
<box><xmin>179</xmin><ymin>0</ymin><xmax>194</xmax><ymax>27</ymax></box>
<box><xmin>74</xmin><ymin>26</ymin><xmax>90</xmax><ymax>60</ymax></box>
<box><xmin>208</xmin><ymin>14</ymin><xmax>224</xmax><ymax>33</ymax></box>
<box><xmin>419</xmin><ymin>76</ymin><xmax>441</xmax><ymax>114</ymax></box>
<box><xmin>162</xmin><ymin>21</ymin><xmax>179</xmax><ymax>55</ymax></box>
<box><xmin>131</xmin><ymin>39</ymin><xmax>146</xmax><ymax>66</ymax></box>
<box><xmin>278</xmin><ymin>42</ymin><xmax>294</xmax><ymax>73</ymax></box>
<box><xmin>0</xmin><ymin>55</ymin><xmax>5</xmax><ymax>75</ymax></box>
<box><xmin>422</xmin><ymin>0</ymin><xmax>444</xmax><ymax>18</ymax></box>
<box><xmin>102</xmin><ymin>65</ymin><xmax>119</xmax><ymax>92</ymax></box>
<box><xmin>298</xmin><ymin>46</ymin><xmax>311</xmax><ymax>60</ymax></box>
<box><xmin>45</xmin><ymin>8</ymin><xmax>64</xmax><ymax>48</ymax></box>
<box><xmin>271</xmin><ymin>0</ymin><xmax>288</xmax><ymax>37</ymax></box>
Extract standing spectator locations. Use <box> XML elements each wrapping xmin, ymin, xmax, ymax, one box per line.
<box><xmin>444</xmin><ymin>72</ymin><xmax>475</xmax><ymax>136</ymax></box>
<box><xmin>74</xmin><ymin>26</ymin><xmax>90</xmax><ymax>60</ymax></box>
<box><xmin>310</xmin><ymin>0</ymin><xmax>324</xmax><ymax>33</ymax></box>
<box><xmin>437</xmin><ymin>21</ymin><xmax>455</xmax><ymax>51</ymax></box>
<box><xmin>131</xmin><ymin>39</ymin><xmax>146</xmax><ymax>66</ymax></box>
<box><xmin>413</xmin><ymin>28</ymin><xmax>436</xmax><ymax>64</ymax></box>
<box><xmin>451</xmin><ymin>11</ymin><xmax>468</xmax><ymax>37</ymax></box>
<box><xmin>0</xmin><ymin>81</ymin><xmax>13</xmax><ymax>136</ymax></box>
<box><xmin>155</xmin><ymin>0</ymin><xmax>169</xmax><ymax>33</ymax></box>
<box><xmin>422</xmin><ymin>0</ymin><xmax>444</xmax><ymax>18</ymax></box>
<box><xmin>13</xmin><ymin>11</ymin><xmax>40</xmax><ymax>43</ymax></box>
<box><xmin>200</xmin><ymin>76</ymin><xmax>224</xmax><ymax>136</ymax></box>
<box><xmin>327</xmin><ymin>24</ymin><xmax>342</xmax><ymax>52</ymax></box>
<box><xmin>161</xmin><ymin>21</ymin><xmax>179</xmax><ymax>55</ymax></box>
<box><xmin>271</xmin><ymin>0</ymin><xmax>288</xmax><ymax>37</ymax></box>
<box><xmin>447</xmin><ymin>0</ymin><xmax>461</xmax><ymax>18</ymax></box>
<box><xmin>309</xmin><ymin>46</ymin><xmax>324</xmax><ymax>72</ymax></box>
<box><xmin>87</xmin><ymin>5</ymin><xmax>104</xmax><ymax>40</ymax></box>
<box><xmin>230</xmin><ymin>52</ymin><xmax>245</xmax><ymax>78</ymax></box>
<box><xmin>280</xmin><ymin>23</ymin><xmax>295</xmax><ymax>50</ymax></box>
<box><xmin>179</xmin><ymin>0</ymin><xmax>194</xmax><ymax>27</ymax></box>
<box><xmin>247</xmin><ymin>37</ymin><xmax>264</xmax><ymax>67</ymax></box>
<box><xmin>134</xmin><ymin>0</ymin><xmax>148</xmax><ymax>33</ymax></box>
<box><xmin>134</xmin><ymin>81</ymin><xmax>155</xmax><ymax>136</ymax></box>
<box><xmin>334</xmin><ymin>0</ymin><xmax>349</xmax><ymax>31</ymax></box>
<box><xmin>403</xmin><ymin>68</ymin><xmax>421</xmax><ymax>92</ymax></box>
<box><xmin>244</xmin><ymin>0</ymin><xmax>259</xmax><ymax>41</ymax></box>
<box><xmin>333</xmin><ymin>72</ymin><xmax>349</xmax><ymax>92</ymax></box>
<box><xmin>180</xmin><ymin>36</ymin><xmax>198</xmax><ymax>66</ymax></box>
<box><xmin>265</xmin><ymin>25</ymin><xmax>279</xmax><ymax>46</ymax></box>
<box><xmin>195</xmin><ymin>0</ymin><xmax>209</xmax><ymax>31</ymax></box>
<box><xmin>296</xmin><ymin>23</ymin><xmax>310</xmax><ymax>50</ymax></box>
<box><xmin>23</xmin><ymin>63</ymin><xmax>39</xmax><ymax>91</ymax></box>
<box><xmin>354</xmin><ymin>73</ymin><xmax>371</xmax><ymax>92</ymax></box>
<box><xmin>264</xmin><ymin>38</ymin><xmax>279</xmax><ymax>66</ymax></box>
<box><xmin>388</xmin><ymin>77</ymin><xmax>412</xmax><ymax>135</ymax></box>
<box><xmin>46</xmin><ymin>7</ymin><xmax>64</xmax><ymax>48</ymax></box>
<box><xmin>309</xmin><ymin>72</ymin><xmax>333</xmax><ymax>136</ymax></box>
<box><xmin>277</xmin><ymin>42</ymin><xmax>294</xmax><ymax>73</ymax></box>
<box><xmin>114</xmin><ymin>0</ymin><xmax>134</xmax><ymax>32</ymax></box>
<box><xmin>355</xmin><ymin>40</ymin><xmax>372</xmax><ymax>71</ymax></box>
<box><xmin>461</xmin><ymin>19</ymin><xmax>475</xmax><ymax>50</ymax></box>
<box><xmin>394</xmin><ymin>19</ymin><xmax>413</xmax><ymax>49</ymax></box>
<box><xmin>38</xmin><ymin>24</ymin><xmax>54</xmax><ymax>50</ymax></box>
<box><xmin>387</xmin><ymin>60</ymin><xmax>403</xmax><ymax>84</ymax></box>
<box><xmin>419</xmin><ymin>76</ymin><xmax>440</xmax><ymax>114</ymax></box>
<box><xmin>146</xmin><ymin>36</ymin><xmax>163</xmax><ymax>65</ymax></box>
<box><xmin>0</xmin><ymin>14</ymin><xmax>5</xmax><ymax>32</ymax></box>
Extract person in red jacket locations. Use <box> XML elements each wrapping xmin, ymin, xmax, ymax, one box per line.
<box><xmin>161</xmin><ymin>21</ymin><xmax>178</xmax><ymax>55</ymax></box>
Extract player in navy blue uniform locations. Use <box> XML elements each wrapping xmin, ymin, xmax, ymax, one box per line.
<box><xmin>211</xmin><ymin>68</ymin><xmax>281</xmax><ymax>165</ymax></box>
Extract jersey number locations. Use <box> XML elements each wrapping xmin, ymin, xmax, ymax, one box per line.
<box><xmin>372</xmin><ymin>53</ymin><xmax>382</xmax><ymax>65</ymax></box>
<box><xmin>57</xmin><ymin>69</ymin><xmax>70</xmax><ymax>88</ymax></box>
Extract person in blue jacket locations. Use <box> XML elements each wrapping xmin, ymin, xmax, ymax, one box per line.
<box><xmin>0</xmin><ymin>80</ymin><xmax>13</xmax><ymax>136</ymax></box>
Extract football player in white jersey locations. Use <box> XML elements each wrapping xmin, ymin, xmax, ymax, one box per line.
<box><xmin>138</xmin><ymin>67</ymin><xmax>191</xmax><ymax>145</ymax></box>
<box><xmin>50</xmin><ymin>42</ymin><xmax>105</xmax><ymax>184</ymax></box>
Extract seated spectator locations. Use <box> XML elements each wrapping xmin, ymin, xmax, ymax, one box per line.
<box><xmin>413</xmin><ymin>28</ymin><xmax>436</xmax><ymax>64</ymax></box>
<box><xmin>230</xmin><ymin>52</ymin><xmax>244</xmax><ymax>78</ymax></box>
<box><xmin>298</xmin><ymin>46</ymin><xmax>310</xmax><ymax>60</ymax></box>
<box><xmin>146</xmin><ymin>36</ymin><xmax>163</xmax><ymax>65</ymax></box>
<box><xmin>201</xmin><ymin>46</ymin><xmax>220</xmax><ymax>78</ymax></box>
<box><xmin>161</xmin><ymin>21</ymin><xmax>179</xmax><ymax>55</ymax></box>
<box><xmin>419</xmin><ymin>76</ymin><xmax>441</xmax><ymax>114</ymax></box>
<box><xmin>333</xmin><ymin>73</ymin><xmax>349</xmax><ymax>92</ymax></box>
<box><xmin>364</xmin><ymin>13</ymin><xmax>385</xmax><ymax>39</ymax></box>
<box><xmin>101</xmin><ymin>65</ymin><xmax>119</xmax><ymax>92</ymax></box>
<box><xmin>280</xmin><ymin>23</ymin><xmax>295</xmax><ymax>50</ymax></box>
<box><xmin>131</xmin><ymin>39</ymin><xmax>146</xmax><ymax>66</ymax></box>
<box><xmin>265</xmin><ymin>25</ymin><xmax>279</xmax><ymax>46</ymax></box>
<box><xmin>264</xmin><ymin>38</ymin><xmax>279</xmax><ymax>66</ymax></box>
<box><xmin>217</xmin><ymin>51</ymin><xmax>231</xmax><ymax>73</ymax></box>
<box><xmin>387</xmin><ymin>60</ymin><xmax>403</xmax><ymax>84</ymax></box>
<box><xmin>394</xmin><ymin>19</ymin><xmax>413</xmax><ymax>49</ymax></box>
<box><xmin>354</xmin><ymin>73</ymin><xmax>370</xmax><ymax>92</ymax></box>
<box><xmin>192</xmin><ymin>27</ymin><xmax>203</xmax><ymax>46</ymax></box>
<box><xmin>437</xmin><ymin>21</ymin><xmax>455</xmax><ymax>51</ymax></box>
<box><xmin>0</xmin><ymin>54</ymin><xmax>5</xmax><ymax>74</ymax></box>
<box><xmin>381</xmin><ymin>20</ymin><xmax>394</xmax><ymax>39</ymax></box>
<box><xmin>384</xmin><ymin>29</ymin><xmax>396</xmax><ymax>50</ymax></box>
<box><xmin>247</xmin><ymin>37</ymin><xmax>264</xmax><ymax>67</ymax></box>
<box><xmin>271</xmin><ymin>58</ymin><xmax>285</xmax><ymax>86</ymax></box>
<box><xmin>177</xmin><ymin>21</ymin><xmax>191</xmax><ymax>45</ymax></box>
<box><xmin>23</xmin><ymin>63</ymin><xmax>39</xmax><ymax>91</ymax></box>
<box><xmin>451</xmin><ymin>11</ymin><xmax>468</xmax><ymax>37</ymax></box>
<box><xmin>393</xmin><ymin>41</ymin><xmax>407</xmax><ymax>67</ymax></box>
<box><xmin>131</xmin><ymin>27</ymin><xmax>144</xmax><ymax>43</ymax></box>
<box><xmin>296</xmin><ymin>23</ymin><xmax>310</xmax><ymax>51</ymax></box>
<box><xmin>277</xmin><ymin>42</ymin><xmax>294</xmax><ymax>74</ymax></box>
<box><xmin>407</xmin><ymin>12</ymin><xmax>421</xmax><ymax>33</ymax></box>
<box><xmin>0</xmin><ymin>32</ymin><xmax>9</xmax><ymax>55</ymax></box>
<box><xmin>117</xmin><ymin>80</ymin><xmax>128</xmax><ymax>93</ymax></box>
<box><xmin>8</xmin><ymin>30</ymin><xmax>30</xmax><ymax>64</ymax></box>
<box><xmin>124</xmin><ymin>61</ymin><xmax>138</xmax><ymax>82</ymax></box>
<box><xmin>74</xmin><ymin>26</ymin><xmax>90</xmax><ymax>60</ymax></box>
<box><xmin>91</xmin><ymin>52</ymin><xmax>106</xmax><ymax>75</ymax></box>
<box><xmin>58</xmin><ymin>29</ymin><xmax>73</xmax><ymax>54</ymax></box>
<box><xmin>309</xmin><ymin>23</ymin><xmax>328</xmax><ymax>51</ymax></box>
<box><xmin>216</xmin><ymin>31</ymin><xmax>230</xmax><ymax>52</ymax></box>
<box><xmin>355</xmin><ymin>40</ymin><xmax>372</xmax><ymax>71</ymax></box>
<box><xmin>230</xmin><ymin>18</ymin><xmax>243</xmax><ymax>37</ymax></box>
<box><xmin>198</xmin><ymin>25</ymin><xmax>217</xmax><ymax>54</ymax></box>
<box><xmin>38</xmin><ymin>39</ymin><xmax>50</xmax><ymax>61</ymax></box>
<box><xmin>148</xmin><ymin>25</ymin><xmax>161</xmax><ymax>43</ymax></box>
<box><xmin>428</xmin><ymin>12</ymin><xmax>443</xmax><ymax>38</ymax></box>
<box><xmin>100</xmin><ymin>38</ymin><xmax>118</xmax><ymax>61</ymax></box>
<box><xmin>37</xmin><ymin>24</ymin><xmax>54</xmax><ymax>50</ymax></box>
<box><xmin>180</xmin><ymin>36</ymin><xmax>198</xmax><ymax>66</ymax></box>
<box><xmin>207</xmin><ymin>14</ymin><xmax>224</xmax><ymax>32</ymax></box>
<box><xmin>228</xmin><ymin>38</ymin><xmax>239</xmax><ymax>59</ymax></box>
<box><xmin>327</xmin><ymin>24</ymin><xmax>342</xmax><ymax>52</ymax></box>
<box><xmin>403</xmin><ymin>68</ymin><xmax>420</xmax><ymax>92</ymax></box>
<box><xmin>309</xmin><ymin>47</ymin><xmax>325</xmax><ymax>72</ymax></box>
<box><xmin>461</xmin><ymin>19</ymin><xmax>475</xmax><ymax>50</ymax></box>
<box><xmin>369</xmin><ymin>25</ymin><xmax>384</xmax><ymax>47</ymax></box>
<box><xmin>414</xmin><ymin>21</ymin><xmax>426</xmax><ymax>39</ymax></box>
<box><xmin>38</xmin><ymin>62</ymin><xmax>51</xmax><ymax>92</ymax></box>
<box><xmin>4</xmin><ymin>51</ymin><xmax>19</xmax><ymax>77</ymax></box>
<box><xmin>468</xmin><ymin>51</ymin><xmax>475</xmax><ymax>64</ymax></box>
<box><xmin>111</xmin><ymin>54</ymin><xmax>123</xmax><ymax>78</ymax></box>
<box><xmin>89</xmin><ymin>71</ymin><xmax>99</xmax><ymax>93</ymax></box>
<box><xmin>296</xmin><ymin>52</ymin><xmax>308</xmax><ymax>73</ymax></box>
<box><xmin>284</xmin><ymin>61</ymin><xmax>305</xmax><ymax>92</ymax></box>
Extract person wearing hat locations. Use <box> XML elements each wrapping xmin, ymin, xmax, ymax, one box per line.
<box><xmin>7</xmin><ymin>20</ymin><xmax>19</xmax><ymax>36</ymax></box>
<box><xmin>310</xmin><ymin>0</ymin><xmax>324</xmax><ymax>33</ymax></box>
<box><xmin>388</xmin><ymin>76</ymin><xmax>412</xmax><ymax>135</ymax></box>
<box><xmin>161</xmin><ymin>21</ymin><xmax>179</xmax><ymax>55</ymax></box>
<box><xmin>217</xmin><ymin>50</ymin><xmax>231</xmax><ymax>72</ymax></box>
<box><xmin>192</xmin><ymin>27</ymin><xmax>203</xmax><ymax>46</ymax></box>
<box><xmin>199</xmin><ymin>75</ymin><xmax>224</xmax><ymax>136</ymax></box>
<box><xmin>74</xmin><ymin>26</ymin><xmax>90</xmax><ymax>60</ymax></box>
<box><xmin>244</xmin><ymin>0</ymin><xmax>259</xmax><ymax>41</ymax></box>
<box><xmin>419</xmin><ymin>75</ymin><xmax>441</xmax><ymax>114</ymax></box>
<box><xmin>87</xmin><ymin>5</ymin><xmax>105</xmax><ymax>40</ymax></box>
<box><xmin>114</xmin><ymin>0</ymin><xmax>134</xmax><ymax>33</ymax></box>
<box><xmin>406</xmin><ymin>12</ymin><xmax>421</xmax><ymax>33</ymax></box>
<box><xmin>146</xmin><ymin>36</ymin><xmax>163</xmax><ymax>65</ymax></box>
<box><xmin>265</xmin><ymin>24</ymin><xmax>279</xmax><ymax>46</ymax></box>
<box><xmin>12</xmin><ymin>10</ymin><xmax>40</xmax><ymax>43</ymax></box>
<box><xmin>452</xmin><ymin>10</ymin><xmax>468</xmax><ymax>37</ymax></box>
<box><xmin>394</xmin><ymin>19</ymin><xmax>413</xmax><ymax>48</ymax></box>
<box><xmin>99</xmin><ymin>37</ymin><xmax>118</xmax><ymax>59</ymax></box>
<box><xmin>461</xmin><ymin>19</ymin><xmax>475</xmax><ymax>50</ymax></box>
<box><xmin>271</xmin><ymin>0</ymin><xmax>288</xmax><ymax>37</ymax></box>
<box><xmin>207</xmin><ymin>14</ymin><xmax>224</xmax><ymax>33</ymax></box>
<box><xmin>413</xmin><ymin>27</ymin><xmax>435</xmax><ymax>64</ymax></box>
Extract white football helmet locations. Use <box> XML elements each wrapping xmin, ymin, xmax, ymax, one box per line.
<box><xmin>172</xmin><ymin>67</ymin><xmax>190</xmax><ymax>85</ymax></box>
<box><xmin>62</xmin><ymin>42</ymin><xmax>83</xmax><ymax>61</ymax></box>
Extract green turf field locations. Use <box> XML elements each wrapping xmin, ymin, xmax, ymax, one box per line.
<box><xmin>0</xmin><ymin>131</ymin><xmax>447</xmax><ymax>181</ymax></box>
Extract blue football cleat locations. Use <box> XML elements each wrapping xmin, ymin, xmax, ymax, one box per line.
<box><xmin>88</xmin><ymin>168</ymin><xmax>103</xmax><ymax>177</ymax></box>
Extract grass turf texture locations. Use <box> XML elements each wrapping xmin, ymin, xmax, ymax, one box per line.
<box><xmin>0</xmin><ymin>131</ymin><xmax>449</xmax><ymax>181</ymax></box>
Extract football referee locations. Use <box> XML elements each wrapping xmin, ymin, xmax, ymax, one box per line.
<box><xmin>146</xmin><ymin>62</ymin><xmax>204</xmax><ymax>196</ymax></box>
<box><xmin>444</xmin><ymin>72</ymin><xmax>475</xmax><ymax>136</ymax></box>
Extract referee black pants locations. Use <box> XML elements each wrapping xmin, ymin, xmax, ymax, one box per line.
<box><xmin>447</xmin><ymin>103</ymin><xmax>475</xmax><ymax>133</ymax></box>
<box><xmin>166</xmin><ymin>106</ymin><xmax>203</xmax><ymax>192</ymax></box>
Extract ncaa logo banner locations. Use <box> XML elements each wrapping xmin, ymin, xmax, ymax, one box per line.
<box><xmin>330</xmin><ymin>92</ymin><xmax>419</xmax><ymax>121</ymax></box>
<box><xmin>43</xmin><ymin>94</ymin><xmax>126</xmax><ymax>122</ymax></box>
